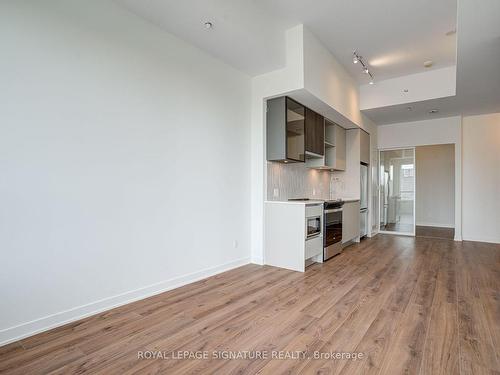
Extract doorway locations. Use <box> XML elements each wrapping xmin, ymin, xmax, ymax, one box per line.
<box><xmin>379</xmin><ymin>148</ymin><xmax>415</xmax><ymax>235</ymax></box>
<box><xmin>414</xmin><ymin>144</ymin><xmax>455</xmax><ymax>239</ymax></box>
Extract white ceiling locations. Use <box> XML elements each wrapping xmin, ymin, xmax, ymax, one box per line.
<box><xmin>117</xmin><ymin>0</ymin><xmax>457</xmax><ymax>81</ymax></box>
<box><xmin>116</xmin><ymin>0</ymin><xmax>499</xmax><ymax>124</ymax></box>
<box><xmin>116</xmin><ymin>0</ymin><xmax>289</xmax><ymax>76</ymax></box>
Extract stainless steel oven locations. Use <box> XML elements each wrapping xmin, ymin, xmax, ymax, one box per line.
<box><xmin>324</xmin><ymin>200</ymin><xmax>343</xmax><ymax>260</ymax></box>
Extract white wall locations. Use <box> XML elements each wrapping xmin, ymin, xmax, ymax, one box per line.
<box><xmin>377</xmin><ymin>116</ymin><xmax>462</xmax><ymax>240</ymax></box>
<box><xmin>360</xmin><ymin>66</ymin><xmax>456</xmax><ymax>110</ymax></box>
<box><xmin>415</xmin><ymin>145</ymin><xmax>455</xmax><ymax>227</ymax></box>
<box><xmin>0</xmin><ymin>0</ymin><xmax>251</xmax><ymax>344</ymax></box>
<box><xmin>378</xmin><ymin>116</ymin><xmax>462</xmax><ymax>149</ymax></box>
<box><xmin>302</xmin><ymin>27</ymin><xmax>376</xmax><ymax>133</ymax></box>
<box><xmin>462</xmin><ymin>113</ymin><xmax>500</xmax><ymax>243</ymax></box>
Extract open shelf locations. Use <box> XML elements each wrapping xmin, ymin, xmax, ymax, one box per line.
<box><xmin>324</xmin><ymin>120</ymin><xmax>335</xmax><ymax>145</ymax></box>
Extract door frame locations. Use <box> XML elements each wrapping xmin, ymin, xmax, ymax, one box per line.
<box><xmin>378</xmin><ymin>147</ymin><xmax>416</xmax><ymax>236</ymax></box>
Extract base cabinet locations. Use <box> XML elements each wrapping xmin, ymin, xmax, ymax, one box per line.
<box><xmin>265</xmin><ymin>202</ymin><xmax>324</xmax><ymax>272</ymax></box>
<box><xmin>342</xmin><ymin>201</ymin><xmax>360</xmax><ymax>244</ymax></box>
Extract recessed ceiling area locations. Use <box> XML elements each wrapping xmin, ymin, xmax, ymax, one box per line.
<box><xmin>361</xmin><ymin>0</ymin><xmax>500</xmax><ymax>124</ymax></box>
<box><xmin>362</xmin><ymin>96</ymin><xmax>458</xmax><ymax>124</ymax></box>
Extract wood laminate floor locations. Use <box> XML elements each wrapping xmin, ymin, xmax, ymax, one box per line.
<box><xmin>380</xmin><ymin>223</ymin><xmax>414</xmax><ymax>233</ymax></box>
<box><xmin>1</xmin><ymin>235</ymin><xmax>499</xmax><ymax>374</ymax></box>
<box><xmin>416</xmin><ymin>225</ymin><xmax>455</xmax><ymax>240</ymax></box>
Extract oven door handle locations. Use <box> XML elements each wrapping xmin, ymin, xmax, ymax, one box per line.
<box><xmin>306</xmin><ymin>233</ymin><xmax>321</xmax><ymax>240</ymax></box>
<box><xmin>324</xmin><ymin>208</ymin><xmax>343</xmax><ymax>213</ymax></box>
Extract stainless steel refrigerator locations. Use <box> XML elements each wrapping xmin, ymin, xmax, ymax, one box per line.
<box><xmin>360</xmin><ymin>163</ymin><xmax>368</xmax><ymax>237</ymax></box>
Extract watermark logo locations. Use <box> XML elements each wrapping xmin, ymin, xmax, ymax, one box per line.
<box><xmin>137</xmin><ymin>350</ymin><xmax>364</xmax><ymax>361</ymax></box>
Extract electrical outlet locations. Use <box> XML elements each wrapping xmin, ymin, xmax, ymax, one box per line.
<box><xmin>273</xmin><ymin>188</ymin><xmax>279</xmax><ymax>198</ymax></box>
<box><xmin>312</xmin><ymin>188</ymin><xmax>316</xmax><ymax>196</ymax></box>
<box><xmin>233</xmin><ymin>240</ymin><xmax>238</xmax><ymax>249</ymax></box>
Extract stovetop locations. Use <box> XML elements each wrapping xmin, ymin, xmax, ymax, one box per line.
<box><xmin>324</xmin><ymin>199</ymin><xmax>343</xmax><ymax>203</ymax></box>
<box><xmin>287</xmin><ymin>198</ymin><xmax>344</xmax><ymax>206</ymax></box>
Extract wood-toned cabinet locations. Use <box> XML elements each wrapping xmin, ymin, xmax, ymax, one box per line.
<box><xmin>305</xmin><ymin>108</ymin><xmax>324</xmax><ymax>156</ymax></box>
<box><xmin>266</xmin><ymin>97</ymin><xmax>305</xmax><ymax>162</ymax></box>
<box><xmin>306</xmin><ymin>118</ymin><xmax>346</xmax><ymax>171</ymax></box>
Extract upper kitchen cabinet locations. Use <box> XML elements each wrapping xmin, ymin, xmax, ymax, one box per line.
<box><xmin>325</xmin><ymin>120</ymin><xmax>346</xmax><ymax>171</ymax></box>
<box><xmin>360</xmin><ymin>129</ymin><xmax>370</xmax><ymax>164</ymax></box>
<box><xmin>266</xmin><ymin>97</ymin><xmax>305</xmax><ymax>162</ymax></box>
<box><xmin>305</xmin><ymin>108</ymin><xmax>324</xmax><ymax>157</ymax></box>
<box><xmin>308</xmin><ymin>119</ymin><xmax>346</xmax><ymax>170</ymax></box>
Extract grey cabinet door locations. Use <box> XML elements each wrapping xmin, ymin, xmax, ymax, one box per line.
<box><xmin>266</xmin><ymin>97</ymin><xmax>286</xmax><ymax>162</ymax></box>
<box><xmin>286</xmin><ymin>98</ymin><xmax>305</xmax><ymax>162</ymax></box>
<box><xmin>342</xmin><ymin>201</ymin><xmax>360</xmax><ymax>243</ymax></box>
<box><xmin>360</xmin><ymin>130</ymin><xmax>370</xmax><ymax>164</ymax></box>
<box><xmin>266</xmin><ymin>97</ymin><xmax>305</xmax><ymax>163</ymax></box>
<box><xmin>334</xmin><ymin>125</ymin><xmax>346</xmax><ymax>170</ymax></box>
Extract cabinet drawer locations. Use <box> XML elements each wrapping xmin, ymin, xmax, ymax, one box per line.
<box><xmin>305</xmin><ymin>236</ymin><xmax>323</xmax><ymax>259</ymax></box>
<box><xmin>305</xmin><ymin>204</ymin><xmax>323</xmax><ymax>217</ymax></box>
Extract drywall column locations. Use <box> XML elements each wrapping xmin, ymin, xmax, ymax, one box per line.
<box><xmin>250</xmin><ymin>25</ymin><xmax>305</xmax><ymax>264</ymax></box>
<box><xmin>462</xmin><ymin>113</ymin><xmax>500</xmax><ymax>243</ymax></box>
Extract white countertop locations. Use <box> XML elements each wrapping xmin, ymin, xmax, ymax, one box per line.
<box><xmin>265</xmin><ymin>198</ymin><xmax>359</xmax><ymax>205</ymax></box>
<box><xmin>265</xmin><ymin>199</ymin><xmax>324</xmax><ymax>205</ymax></box>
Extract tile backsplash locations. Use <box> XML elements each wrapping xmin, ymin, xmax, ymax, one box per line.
<box><xmin>266</xmin><ymin>162</ymin><xmax>347</xmax><ymax>201</ymax></box>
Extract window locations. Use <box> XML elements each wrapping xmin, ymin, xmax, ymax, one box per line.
<box><xmin>400</xmin><ymin>164</ymin><xmax>414</xmax><ymax>200</ymax></box>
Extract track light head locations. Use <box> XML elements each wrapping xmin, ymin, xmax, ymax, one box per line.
<box><xmin>353</xmin><ymin>50</ymin><xmax>374</xmax><ymax>82</ymax></box>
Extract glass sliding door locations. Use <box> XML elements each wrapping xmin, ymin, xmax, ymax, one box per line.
<box><xmin>379</xmin><ymin>148</ymin><xmax>415</xmax><ymax>235</ymax></box>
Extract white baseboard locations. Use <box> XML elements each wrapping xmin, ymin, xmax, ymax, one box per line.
<box><xmin>251</xmin><ymin>256</ymin><xmax>264</xmax><ymax>265</ymax></box>
<box><xmin>0</xmin><ymin>256</ymin><xmax>250</xmax><ymax>347</ymax></box>
<box><xmin>416</xmin><ymin>222</ymin><xmax>455</xmax><ymax>228</ymax></box>
<box><xmin>462</xmin><ymin>236</ymin><xmax>500</xmax><ymax>244</ymax></box>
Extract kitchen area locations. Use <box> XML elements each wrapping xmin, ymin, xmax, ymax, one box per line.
<box><xmin>264</xmin><ymin>96</ymin><xmax>372</xmax><ymax>272</ymax></box>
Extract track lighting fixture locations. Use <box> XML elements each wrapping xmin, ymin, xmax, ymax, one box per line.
<box><xmin>353</xmin><ymin>51</ymin><xmax>374</xmax><ymax>84</ymax></box>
